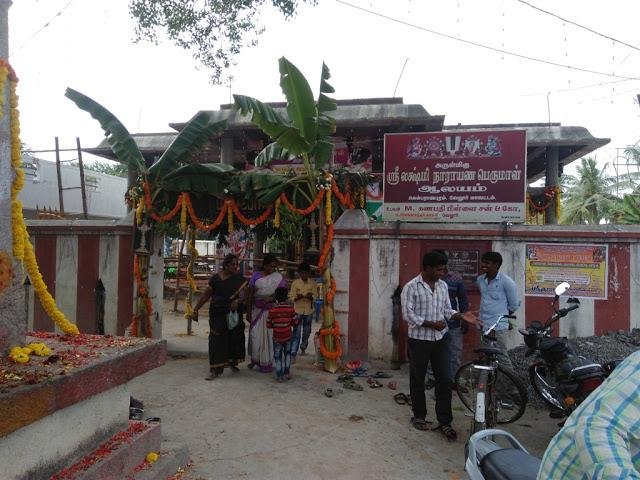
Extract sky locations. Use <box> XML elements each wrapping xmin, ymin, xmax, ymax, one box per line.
<box><xmin>7</xmin><ymin>0</ymin><xmax>640</xmax><ymax>179</ymax></box>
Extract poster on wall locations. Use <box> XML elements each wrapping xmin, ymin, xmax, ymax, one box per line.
<box><xmin>524</xmin><ymin>243</ymin><xmax>608</xmax><ymax>299</ymax></box>
<box><xmin>382</xmin><ymin>130</ymin><xmax>526</xmax><ymax>222</ymax></box>
<box><xmin>443</xmin><ymin>249</ymin><xmax>480</xmax><ymax>287</ymax></box>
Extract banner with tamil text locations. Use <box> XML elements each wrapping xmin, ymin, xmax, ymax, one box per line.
<box><xmin>382</xmin><ymin>130</ymin><xmax>526</xmax><ymax>222</ymax></box>
<box><xmin>524</xmin><ymin>243</ymin><xmax>608</xmax><ymax>299</ymax></box>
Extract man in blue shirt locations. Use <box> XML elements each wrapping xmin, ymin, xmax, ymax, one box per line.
<box><xmin>476</xmin><ymin>251</ymin><xmax>520</xmax><ymax>370</ymax></box>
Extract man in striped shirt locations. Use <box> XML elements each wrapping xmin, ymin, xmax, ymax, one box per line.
<box><xmin>401</xmin><ymin>251</ymin><xmax>476</xmax><ymax>440</ymax></box>
<box><xmin>538</xmin><ymin>350</ymin><xmax>640</xmax><ymax>479</ymax></box>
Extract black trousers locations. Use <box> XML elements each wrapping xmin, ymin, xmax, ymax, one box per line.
<box><xmin>408</xmin><ymin>333</ymin><xmax>453</xmax><ymax>426</ymax></box>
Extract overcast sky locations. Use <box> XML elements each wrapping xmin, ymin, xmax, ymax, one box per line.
<box><xmin>8</xmin><ymin>0</ymin><xmax>640</xmax><ymax>176</ymax></box>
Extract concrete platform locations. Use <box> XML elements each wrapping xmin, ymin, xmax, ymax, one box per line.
<box><xmin>0</xmin><ymin>333</ymin><xmax>166</xmax><ymax>479</ymax></box>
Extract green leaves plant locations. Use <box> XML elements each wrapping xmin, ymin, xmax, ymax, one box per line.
<box><xmin>65</xmin><ymin>88</ymin><xmax>146</xmax><ymax>173</ymax></box>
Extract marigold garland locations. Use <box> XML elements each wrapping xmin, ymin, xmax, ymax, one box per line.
<box><xmin>273</xmin><ymin>198</ymin><xmax>281</xmax><ymax>228</ymax></box>
<box><xmin>151</xmin><ymin>194</ymin><xmax>183</xmax><ymax>222</ymax></box>
<box><xmin>135</xmin><ymin>198</ymin><xmax>144</xmax><ymax>226</ymax></box>
<box><xmin>279</xmin><ymin>189</ymin><xmax>324</xmax><ymax>216</ymax></box>
<box><xmin>331</xmin><ymin>180</ymin><xmax>355</xmax><ymax>209</ymax></box>
<box><xmin>326</xmin><ymin>277</ymin><xmax>337</xmax><ymax>303</ymax></box>
<box><xmin>226</xmin><ymin>200</ymin><xmax>235</xmax><ymax>231</ymax></box>
<box><xmin>179</xmin><ymin>194</ymin><xmax>188</xmax><ymax>233</ymax></box>
<box><xmin>317</xmin><ymin>223</ymin><xmax>334</xmax><ymax>269</ymax></box>
<box><xmin>184</xmin><ymin>227</ymin><xmax>198</xmax><ymax>320</ymax></box>
<box><xmin>183</xmin><ymin>192</ymin><xmax>228</xmax><ymax>231</ymax></box>
<box><xmin>3</xmin><ymin>59</ymin><xmax>79</xmax><ymax>335</ymax></box>
<box><xmin>132</xmin><ymin>254</ymin><xmax>153</xmax><ymax>338</ymax></box>
<box><xmin>318</xmin><ymin>321</ymin><xmax>342</xmax><ymax>360</ymax></box>
<box><xmin>325</xmin><ymin>186</ymin><xmax>333</xmax><ymax>225</ymax></box>
<box><xmin>229</xmin><ymin>199</ymin><xmax>274</xmax><ymax>226</ymax></box>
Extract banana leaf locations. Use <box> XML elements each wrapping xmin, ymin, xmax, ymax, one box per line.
<box><xmin>162</xmin><ymin>163</ymin><xmax>235</xmax><ymax>195</ymax></box>
<box><xmin>310</xmin><ymin>140</ymin><xmax>334</xmax><ymax>170</ymax></box>
<box><xmin>149</xmin><ymin>112</ymin><xmax>228</xmax><ymax>182</ymax></box>
<box><xmin>278</xmin><ymin>57</ymin><xmax>317</xmax><ymax>144</ymax></box>
<box><xmin>233</xmin><ymin>94</ymin><xmax>311</xmax><ymax>156</ymax></box>
<box><xmin>227</xmin><ymin>170</ymin><xmax>291</xmax><ymax>206</ymax></box>
<box><xmin>254</xmin><ymin>142</ymin><xmax>293</xmax><ymax>168</ymax></box>
<box><xmin>65</xmin><ymin>88</ymin><xmax>146</xmax><ymax>172</ymax></box>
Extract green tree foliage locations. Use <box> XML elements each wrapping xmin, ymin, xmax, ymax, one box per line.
<box><xmin>614</xmin><ymin>194</ymin><xmax>640</xmax><ymax>224</ymax></box>
<box><xmin>128</xmin><ymin>0</ymin><xmax>317</xmax><ymax>84</ymax></box>
<box><xmin>560</xmin><ymin>157</ymin><xmax>617</xmax><ymax>225</ymax></box>
<box><xmin>70</xmin><ymin>160</ymin><xmax>128</xmax><ymax>178</ymax></box>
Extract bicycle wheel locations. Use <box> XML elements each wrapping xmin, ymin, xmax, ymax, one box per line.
<box><xmin>529</xmin><ymin>363</ymin><xmax>566</xmax><ymax>412</ymax></box>
<box><xmin>455</xmin><ymin>361</ymin><xmax>479</xmax><ymax>413</ymax></box>
<box><xmin>493</xmin><ymin>366</ymin><xmax>528</xmax><ymax>424</ymax></box>
<box><xmin>471</xmin><ymin>369</ymin><xmax>489</xmax><ymax>434</ymax></box>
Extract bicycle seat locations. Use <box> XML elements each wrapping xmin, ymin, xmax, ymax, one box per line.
<box><xmin>474</xmin><ymin>347</ymin><xmax>503</xmax><ymax>357</ymax></box>
<box><xmin>480</xmin><ymin>448</ymin><xmax>541</xmax><ymax>480</ymax></box>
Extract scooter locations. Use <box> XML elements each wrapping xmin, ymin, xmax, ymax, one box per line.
<box><xmin>465</xmin><ymin>429</ymin><xmax>541</xmax><ymax>480</ymax></box>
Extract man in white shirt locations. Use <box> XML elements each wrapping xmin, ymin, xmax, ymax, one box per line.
<box><xmin>401</xmin><ymin>251</ymin><xmax>476</xmax><ymax>441</ymax></box>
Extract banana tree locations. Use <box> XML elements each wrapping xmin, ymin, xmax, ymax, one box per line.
<box><xmin>232</xmin><ymin>57</ymin><xmax>343</xmax><ymax>372</ymax></box>
<box><xmin>66</xmin><ymin>87</ymin><xmax>230</xmax><ymax>337</ymax></box>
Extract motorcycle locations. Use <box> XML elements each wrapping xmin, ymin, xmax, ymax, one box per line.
<box><xmin>465</xmin><ymin>429</ymin><xmax>541</xmax><ymax>480</ymax></box>
<box><xmin>518</xmin><ymin>282</ymin><xmax>620</xmax><ymax>419</ymax></box>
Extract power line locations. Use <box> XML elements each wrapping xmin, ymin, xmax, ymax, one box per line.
<box><xmin>334</xmin><ymin>0</ymin><xmax>640</xmax><ymax>81</ymax></box>
<box><xmin>10</xmin><ymin>0</ymin><xmax>75</xmax><ymax>58</ymax></box>
<box><xmin>514</xmin><ymin>0</ymin><xmax>640</xmax><ymax>53</ymax></box>
<box><xmin>521</xmin><ymin>78</ymin><xmax>638</xmax><ymax>97</ymax></box>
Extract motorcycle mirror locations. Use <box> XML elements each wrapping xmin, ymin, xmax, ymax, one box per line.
<box><xmin>554</xmin><ymin>282</ymin><xmax>570</xmax><ymax>297</ymax></box>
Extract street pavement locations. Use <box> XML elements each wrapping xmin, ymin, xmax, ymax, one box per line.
<box><xmin>127</xmin><ymin>303</ymin><xmax>559</xmax><ymax>479</ymax></box>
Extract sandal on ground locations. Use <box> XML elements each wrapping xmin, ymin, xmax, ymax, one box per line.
<box><xmin>410</xmin><ymin>417</ymin><xmax>433</xmax><ymax>431</ymax></box>
<box><xmin>337</xmin><ymin>373</ymin><xmax>354</xmax><ymax>383</ymax></box>
<box><xmin>205</xmin><ymin>372</ymin><xmax>219</xmax><ymax>381</ymax></box>
<box><xmin>372</xmin><ymin>371</ymin><xmax>392</xmax><ymax>378</ymax></box>
<box><xmin>387</xmin><ymin>381</ymin><xmax>398</xmax><ymax>390</ymax></box>
<box><xmin>432</xmin><ymin>423</ymin><xmax>457</xmax><ymax>442</ymax></box>
<box><xmin>367</xmin><ymin>377</ymin><xmax>384</xmax><ymax>388</ymax></box>
<box><xmin>393</xmin><ymin>393</ymin><xmax>409</xmax><ymax>405</ymax></box>
<box><xmin>324</xmin><ymin>387</ymin><xmax>334</xmax><ymax>398</ymax></box>
<box><xmin>246</xmin><ymin>362</ymin><xmax>255</xmax><ymax>369</ymax></box>
<box><xmin>342</xmin><ymin>380</ymin><xmax>363</xmax><ymax>391</ymax></box>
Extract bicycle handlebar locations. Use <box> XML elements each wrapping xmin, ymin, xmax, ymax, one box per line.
<box><xmin>484</xmin><ymin>314</ymin><xmax>518</xmax><ymax>335</ymax></box>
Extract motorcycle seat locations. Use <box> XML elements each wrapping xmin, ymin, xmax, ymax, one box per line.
<box><xmin>474</xmin><ymin>347</ymin><xmax>503</xmax><ymax>357</ymax></box>
<box><xmin>480</xmin><ymin>448</ymin><xmax>541</xmax><ymax>480</ymax></box>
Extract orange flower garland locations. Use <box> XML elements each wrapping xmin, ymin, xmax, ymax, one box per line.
<box><xmin>317</xmin><ymin>223</ymin><xmax>334</xmax><ymax>269</ymax></box>
<box><xmin>279</xmin><ymin>189</ymin><xmax>324</xmax><ymax>216</ymax></box>
<box><xmin>318</xmin><ymin>321</ymin><xmax>342</xmax><ymax>360</ymax></box>
<box><xmin>229</xmin><ymin>199</ymin><xmax>274</xmax><ymax>226</ymax></box>
<box><xmin>152</xmin><ymin>193</ymin><xmax>183</xmax><ymax>223</ymax></box>
<box><xmin>132</xmin><ymin>254</ymin><xmax>153</xmax><ymax>338</ymax></box>
<box><xmin>326</xmin><ymin>277</ymin><xmax>337</xmax><ymax>303</ymax></box>
<box><xmin>331</xmin><ymin>180</ymin><xmax>355</xmax><ymax>209</ymax></box>
<box><xmin>183</xmin><ymin>192</ymin><xmax>228</xmax><ymax>231</ymax></box>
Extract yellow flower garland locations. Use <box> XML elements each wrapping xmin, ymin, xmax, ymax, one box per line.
<box><xmin>135</xmin><ymin>197</ymin><xmax>144</xmax><ymax>226</ymax></box>
<box><xmin>4</xmin><ymin>60</ymin><xmax>79</xmax><ymax>335</ymax></box>
<box><xmin>273</xmin><ymin>198</ymin><xmax>281</xmax><ymax>228</ymax></box>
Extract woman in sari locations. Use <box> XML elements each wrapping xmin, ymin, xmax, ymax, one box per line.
<box><xmin>246</xmin><ymin>254</ymin><xmax>287</xmax><ymax>372</ymax></box>
<box><xmin>192</xmin><ymin>254</ymin><xmax>247</xmax><ymax>380</ymax></box>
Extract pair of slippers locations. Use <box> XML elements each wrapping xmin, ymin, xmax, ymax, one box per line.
<box><xmin>393</xmin><ymin>392</ymin><xmax>412</xmax><ymax>406</ymax></box>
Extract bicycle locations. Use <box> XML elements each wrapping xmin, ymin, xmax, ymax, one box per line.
<box><xmin>455</xmin><ymin>314</ymin><xmax>528</xmax><ymax>435</ymax></box>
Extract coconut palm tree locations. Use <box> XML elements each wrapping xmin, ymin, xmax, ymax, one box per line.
<box><xmin>560</xmin><ymin>157</ymin><xmax>618</xmax><ymax>225</ymax></box>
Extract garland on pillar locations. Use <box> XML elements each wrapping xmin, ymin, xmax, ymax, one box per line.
<box><xmin>2</xmin><ymin>59</ymin><xmax>79</xmax><ymax>335</ymax></box>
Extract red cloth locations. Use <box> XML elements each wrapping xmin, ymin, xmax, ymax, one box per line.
<box><xmin>267</xmin><ymin>304</ymin><xmax>298</xmax><ymax>343</ymax></box>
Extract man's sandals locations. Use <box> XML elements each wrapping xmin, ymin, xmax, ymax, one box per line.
<box><xmin>410</xmin><ymin>418</ymin><xmax>457</xmax><ymax>441</ymax></box>
<box><xmin>432</xmin><ymin>423</ymin><xmax>458</xmax><ymax>442</ymax></box>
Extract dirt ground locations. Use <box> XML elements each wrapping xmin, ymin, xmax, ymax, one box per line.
<box><xmin>126</xmin><ymin>303</ymin><xmax>561</xmax><ymax>480</ymax></box>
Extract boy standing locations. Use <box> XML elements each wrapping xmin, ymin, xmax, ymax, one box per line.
<box><xmin>268</xmin><ymin>287</ymin><xmax>298</xmax><ymax>381</ymax></box>
<box><xmin>289</xmin><ymin>262</ymin><xmax>316</xmax><ymax>358</ymax></box>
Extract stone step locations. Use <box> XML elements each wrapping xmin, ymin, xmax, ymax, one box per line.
<box><xmin>50</xmin><ymin>420</ymin><xmax>161</xmax><ymax>480</ymax></box>
<box><xmin>131</xmin><ymin>441</ymin><xmax>190</xmax><ymax>480</ymax></box>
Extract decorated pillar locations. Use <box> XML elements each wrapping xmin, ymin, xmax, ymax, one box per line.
<box><xmin>545</xmin><ymin>146</ymin><xmax>560</xmax><ymax>224</ymax></box>
<box><xmin>0</xmin><ymin>0</ymin><xmax>25</xmax><ymax>355</ymax></box>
